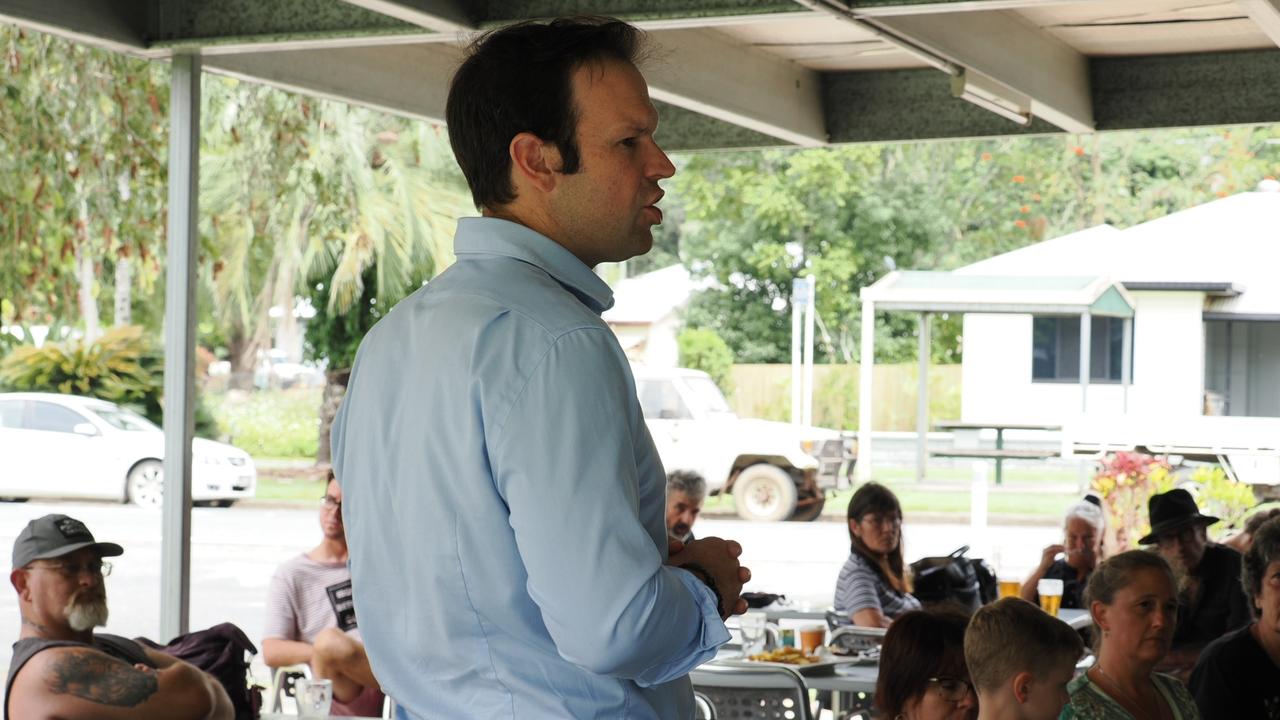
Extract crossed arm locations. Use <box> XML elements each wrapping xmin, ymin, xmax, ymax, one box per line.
<box><xmin>7</xmin><ymin>646</ymin><xmax>233</xmax><ymax>720</ymax></box>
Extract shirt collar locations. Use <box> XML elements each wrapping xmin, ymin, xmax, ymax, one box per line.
<box><xmin>454</xmin><ymin>217</ymin><xmax>615</xmax><ymax>314</ymax></box>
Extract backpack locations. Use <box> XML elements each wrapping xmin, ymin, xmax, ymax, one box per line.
<box><xmin>137</xmin><ymin>622</ymin><xmax>263</xmax><ymax>720</ymax></box>
<box><xmin>909</xmin><ymin>545</ymin><xmax>998</xmax><ymax>613</ymax></box>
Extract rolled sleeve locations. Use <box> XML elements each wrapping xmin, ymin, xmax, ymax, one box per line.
<box><xmin>492</xmin><ymin>328</ymin><xmax>729</xmax><ymax>683</ymax></box>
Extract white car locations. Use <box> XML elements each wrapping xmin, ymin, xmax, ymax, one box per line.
<box><xmin>0</xmin><ymin>392</ymin><xmax>256</xmax><ymax>507</ymax></box>
<box><xmin>633</xmin><ymin>366</ymin><xmax>855</xmax><ymax>522</ymax></box>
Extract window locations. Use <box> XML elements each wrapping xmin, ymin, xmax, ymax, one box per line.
<box><xmin>637</xmin><ymin>380</ymin><xmax>691</xmax><ymax>420</ymax></box>
<box><xmin>26</xmin><ymin>402</ymin><xmax>89</xmax><ymax>433</ymax></box>
<box><xmin>1032</xmin><ymin>316</ymin><xmax>1131</xmax><ymax>383</ymax></box>
<box><xmin>0</xmin><ymin>400</ymin><xmax>24</xmax><ymax>429</ymax></box>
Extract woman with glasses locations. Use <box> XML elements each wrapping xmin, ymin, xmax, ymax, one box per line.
<box><xmin>875</xmin><ymin>607</ymin><xmax>977</xmax><ymax>720</ymax></box>
<box><xmin>1060</xmin><ymin>550</ymin><xmax>1200</xmax><ymax>719</ymax></box>
<box><xmin>835</xmin><ymin>482</ymin><xmax>920</xmax><ymax>628</ymax></box>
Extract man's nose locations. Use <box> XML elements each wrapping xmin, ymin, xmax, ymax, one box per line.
<box><xmin>647</xmin><ymin>140</ymin><xmax>676</xmax><ymax>180</ymax></box>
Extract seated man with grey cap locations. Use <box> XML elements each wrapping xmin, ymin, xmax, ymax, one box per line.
<box><xmin>1139</xmin><ymin>488</ymin><xmax>1251</xmax><ymax>681</ymax></box>
<box><xmin>6</xmin><ymin>514</ymin><xmax>233</xmax><ymax>720</ymax></box>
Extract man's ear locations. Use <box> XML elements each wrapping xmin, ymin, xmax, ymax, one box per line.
<box><xmin>11</xmin><ymin>568</ymin><xmax>29</xmax><ymax>597</ymax></box>
<box><xmin>1012</xmin><ymin>671</ymin><xmax>1034</xmax><ymax>704</ymax></box>
<box><xmin>508</xmin><ymin>132</ymin><xmax>561</xmax><ymax>194</ymax></box>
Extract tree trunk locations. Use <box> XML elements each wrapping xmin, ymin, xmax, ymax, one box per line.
<box><xmin>75</xmin><ymin>244</ymin><xmax>101</xmax><ymax>342</ymax></box>
<box><xmin>113</xmin><ymin>257</ymin><xmax>132</xmax><ymax>326</ymax></box>
<box><xmin>316</xmin><ymin>368</ymin><xmax>350</xmax><ymax>466</ymax></box>
<box><xmin>226</xmin><ymin>330</ymin><xmax>255</xmax><ymax>390</ymax></box>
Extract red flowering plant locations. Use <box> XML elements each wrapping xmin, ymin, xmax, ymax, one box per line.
<box><xmin>1090</xmin><ymin>452</ymin><xmax>1173</xmax><ymax>555</ymax></box>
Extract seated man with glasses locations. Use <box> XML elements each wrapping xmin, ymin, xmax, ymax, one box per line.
<box><xmin>6</xmin><ymin>514</ymin><xmax>233</xmax><ymax>720</ymax></box>
<box><xmin>262</xmin><ymin>470</ymin><xmax>382</xmax><ymax>716</ymax></box>
<box><xmin>1139</xmin><ymin>488</ymin><xmax>1251</xmax><ymax>681</ymax></box>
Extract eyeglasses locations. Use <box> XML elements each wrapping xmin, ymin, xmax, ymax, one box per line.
<box><xmin>1156</xmin><ymin>526</ymin><xmax>1200</xmax><ymax>548</ymax></box>
<box><xmin>861</xmin><ymin>514</ymin><xmax>902</xmax><ymax>529</ymax></box>
<box><xmin>928</xmin><ymin>676</ymin><xmax>973</xmax><ymax>703</ymax></box>
<box><xmin>28</xmin><ymin>560</ymin><xmax>112</xmax><ymax>578</ymax></box>
<box><xmin>320</xmin><ymin>495</ymin><xmax>342</xmax><ymax>511</ymax></box>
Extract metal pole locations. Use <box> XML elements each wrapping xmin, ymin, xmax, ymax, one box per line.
<box><xmin>161</xmin><ymin>53</ymin><xmax>200</xmax><ymax>641</ymax></box>
<box><xmin>916</xmin><ymin>313</ymin><xmax>930</xmax><ymax>483</ymax></box>
<box><xmin>1121</xmin><ymin>316</ymin><xmax>1133</xmax><ymax>413</ymax></box>
<box><xmin>802</xmin><ymin>276</ymin><xmax>816</xmax><ymax>427</ymax></box>
<box><xmin>1079</xmin><ymin>312</ymin><xmax>1091</xmax><ymax>413</ymax></box>
<box><xmin>791</xmin><ymin>280</ymin><xmax>803</xmax><ymax>425</ymax></box>
<box><xmin>857</xmin><ymin>298</ymin><xmax>875</xmax><ymax>482</ymax></box>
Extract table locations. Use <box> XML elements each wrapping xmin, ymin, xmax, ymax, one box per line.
<box><xmin>760</xmin><ymin>606</ymin><xmax>829</xmax><ymax>622</ymax></box>
<box><xmin>1059</xmin><ymin>607</ymin><xmax>1091</xmax><ymax>631</ymax></box>
<box><xmin>932</xmin><ymin>421</ymin><xmax>1062</xmax><ymax>485</ymax></box>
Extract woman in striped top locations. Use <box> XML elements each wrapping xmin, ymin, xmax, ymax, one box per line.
<box><xmin>834</xmin><ymin>482</ymin><xmax>921</xmax><ymax>627</ymax></box>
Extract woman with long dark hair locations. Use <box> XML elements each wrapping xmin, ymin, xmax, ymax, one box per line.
<box><xmin>834</xmin><ymin>482</ymin><xmax>920</xmax><ymax>627</ymax></box>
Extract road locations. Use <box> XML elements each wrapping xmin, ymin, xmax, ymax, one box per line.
<box><xmin>0</xmin><ymin>500</ymin><xmax>1059</xmax><ymax>688</ymax></box>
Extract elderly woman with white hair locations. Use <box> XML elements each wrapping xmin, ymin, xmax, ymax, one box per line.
<box><xmin>1020</xmin><ymin>496</ymin><xmax>1106</xmax><ymax>609</ymax></box>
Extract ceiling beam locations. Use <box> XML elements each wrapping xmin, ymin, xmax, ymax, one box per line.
<box><xmin>645</xmin><ymin>28</ymin><xmax>826</xmax><ymax>146</ymax></box>
<box><xmin>1238</xmin><ymin>0</ymin><xmax>1280</xmax><ymax>47</ymax></box>
<box><xmin>867</xmin><ymin>10</ymin><xmax>1094</xmax><ymax>133</ymax></box>
<box><xmin>0</xmin><ymin>0</ymin><xmax>148</xmax><ymax>54</ymax></box>
<box><xmin>338</xmin><ymin>0</ymin><xmax>474</xmax><ymax>32</ymax></box>
<box><xmin>203</xmin><ymin>43</ymin><xmax>457</xmax><ymax>124</ymax></box>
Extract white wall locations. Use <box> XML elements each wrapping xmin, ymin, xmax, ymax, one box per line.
<box><xmin>961</xmin><ymin>291</ymin><xmax>1207</xmax><ymax>423</ymax></box>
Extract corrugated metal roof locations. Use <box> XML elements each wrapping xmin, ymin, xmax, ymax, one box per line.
<box><xmin>860</xmin><ymin>270</ymin><xmax>1133</xmax><ymax>317</ymax></box>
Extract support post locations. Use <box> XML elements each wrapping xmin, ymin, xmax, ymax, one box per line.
<box><xmin>857</xmin><ymin>298</ymin><xmax>875</xmax><ymax>482</ymax></box>
<box><xmin>1079</xmin><ymin>312</ymin><xmax>1091</xmax><ymax>413</ymax></box>
<box><xmin>915</xmin><ymin>313</ymin><xmax>930</xmax><ymax>483</ymax></box>
<box><xmin>802</xmin><ymin>275</ymin><xmax>816</xmax><ymax>427</ymax></box>
<box><xmin>161</xmin><ymin>53</ymin><xmax>200</xmax><ymax>641</ymax></box>
<box><xmin>791</xmin><ymin>280</ymin><xmax>803</xmax><ymax>425</ymax></box>
<box><xmin>1121</xmin><ymin>316</ymin><xmax>1133</xmax><ymax>413</ymax></box>
<box><xmin>970</xmin><ymin>461</ymin><xmax>990</xmax><ymax>559</ymax></box>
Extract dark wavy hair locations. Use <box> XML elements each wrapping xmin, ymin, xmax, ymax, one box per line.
<box><xmin>876</xmin><ymin>607</ymin><xmax>971</xmax><ymax>717</ymax></box>
<box><xmin>445</xmin><ymin>17</ymin><xmax>646</xmax><ymax>211</ymax></box>
<box><xmin>1243</xmin><ymin>516</ymin><xmax>1280</xmax><ymax>616</ymax></box>
<box><xmin>846</xmin><ymin>482</ymin><xmax>906</xmax><ymax>592</ymax></box>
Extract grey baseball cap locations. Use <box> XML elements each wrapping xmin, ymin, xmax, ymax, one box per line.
<box><xmin>12</xmin><ymin>514</ymin><xmax>124</xmax><ymax>569</ymax></box>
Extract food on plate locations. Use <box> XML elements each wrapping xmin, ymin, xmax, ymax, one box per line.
<box><xmin>747</xmin><ymin>646</ymin><xmax>821</xmax><ymax>665</ymax></box>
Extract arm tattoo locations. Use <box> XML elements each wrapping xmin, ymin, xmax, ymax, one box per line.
<box><xmin>45</xmin><ymin>650</ymin><xmax>159</xmax><ymax>707</ymax></box>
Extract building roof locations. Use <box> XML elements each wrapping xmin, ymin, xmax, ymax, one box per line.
<box><xmin>957</xmin><ymin>183</ymin><xmax>1280</xmax><ymax>317</ymax></box>
<box><xmin>6</xmin><ymin>1</ymin><xmax>1280</xmax><ymax>150</ymax></box>
<box><xmin>603</xmin><ymin>264</ymin><xmax>700</xmax><ymax>325</ymax></box>
<box><xmin>860</xmin><ymin>270</ymin><xmax>1134</xmax><ymax>317</ymax></box>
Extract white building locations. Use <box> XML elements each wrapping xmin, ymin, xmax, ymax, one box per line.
<box><xmin>957</xmin><ymin>183</ymin><xmax>1280</xmax><ymax>424</ymax></box>
<box><xmin>603</xmin><ymin>265</ymin><xmax>699</xmax><ymax>368</ymax></box>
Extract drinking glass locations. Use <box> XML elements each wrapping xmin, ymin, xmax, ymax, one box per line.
<box><xmin>296</xmin><ymin>678</ymin><xmax>333</xmax><ymax>717</ymax></box>
<box><xmin>739</xmin><ymin>610</ymin><xmax>768</xmax><ymax>655</ymax></box>
<box><xmin>1037</xmin><ymin>578</ymin><xmax>1064</xmax><ymax>617</ymax></box>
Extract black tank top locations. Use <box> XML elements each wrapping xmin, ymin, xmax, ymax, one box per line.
<box><xmin>5</xmin><ymin>633</ymin><xmax>155</xmax><ymax>720</ymax></box>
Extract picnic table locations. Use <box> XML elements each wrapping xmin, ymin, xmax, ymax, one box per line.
<box><xmin>931</xmin><ymin>421</ymin><xmax>1062</xmax><ymax>485</ymax></box>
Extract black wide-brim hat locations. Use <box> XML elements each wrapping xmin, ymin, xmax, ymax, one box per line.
<box><xmin>1138</xmin><ymin>488</ymin><xmax>1219</xmax><ymax>545</ymax></box>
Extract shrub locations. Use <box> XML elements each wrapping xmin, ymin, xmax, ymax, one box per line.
<box><xmin>205</xmin><ymin>388</ymin><xmax>320</xmax><ymax>459</ymax></box>
<box><xmin>0</xmin><ymin>325</ymin><xmax>219</xmax><ymax>437</ymax></box>
<box><xmin>678</xmin><ymin>327</ymin><xmax>735</xmax><ymax>395</ymax></box>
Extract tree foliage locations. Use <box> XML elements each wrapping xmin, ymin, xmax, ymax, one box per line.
<box><xmin>670</xmin><ymin>129</ymin><xmax>1280</xmax><ymax>364</ymax></box>
<box><xmin>677</xmin><ymin>327</ymin><xmax>734</xmax><ymax>395</ymax></box>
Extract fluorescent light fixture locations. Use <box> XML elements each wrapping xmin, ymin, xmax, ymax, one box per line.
<box><xmin>951</xmin><ymin>69</ymin><xmax>1033</xmax><ymax>127</ymax></box>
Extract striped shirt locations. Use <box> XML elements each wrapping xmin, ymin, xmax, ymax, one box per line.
<box><xmin>263</xmin><ymin>553</ymin><xmax>361</xmax><ymax>645</ymax></box>
<box><xmin>834</xmin><ymin>551</ymin><xmax>921</xmax><ymax>620</ymax></box>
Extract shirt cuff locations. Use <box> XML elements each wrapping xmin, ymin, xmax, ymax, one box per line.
<box><xmin>632</xmin><ymin>568</ymin><xmax>732</xmax><ymax>688</ymax></box>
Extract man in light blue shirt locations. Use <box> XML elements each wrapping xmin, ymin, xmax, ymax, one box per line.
<box><xmin>331</xmin><ymin>18</ymin><xmax>750</xmax><ymax>719</ymax></box>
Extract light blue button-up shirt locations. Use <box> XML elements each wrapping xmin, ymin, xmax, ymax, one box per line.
<box><xmin>331</xmin><ymin>217</ymin><xmax>730</xmax><ymax>719</ymax></box>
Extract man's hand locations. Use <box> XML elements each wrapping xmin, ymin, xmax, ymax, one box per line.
<box><xmin>1039</xmin><ymin>544</ymin><xmax>1065</xmax><ymax>569</ymax></box>
<box><xmin>668</xmin><ymin>536</ymin><xmax>752</xmax><ymax>618</ymax></box>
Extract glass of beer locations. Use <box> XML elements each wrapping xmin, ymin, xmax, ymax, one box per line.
<box><xmin>1037</xmin><ymin>578</ymin><xmax>1064</xmax><ymax>617</ymax></box>
<box><xmin>998</xmin><ymin>575</ymin><xmax>1021</xmax><ymax>599</ymax></box>
<box><xmin>799</xmin><ymin>624</ymin><xmax>826</xmax><ymax>655</ymax></box>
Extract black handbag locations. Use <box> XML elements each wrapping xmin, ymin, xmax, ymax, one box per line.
<box><xmin>909</xmin><ymin>545</ymin><xmax>998</xmax><ymax>612</ymax></box>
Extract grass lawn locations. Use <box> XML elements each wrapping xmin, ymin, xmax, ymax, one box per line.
<box><xmin>254</xmin><ymin>465</ymin><xmax>329</xmax><ymax>502</ymax></box>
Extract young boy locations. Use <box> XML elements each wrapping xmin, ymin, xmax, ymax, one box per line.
<box><xmin>965</xmin><ymin>597</ymin><xmax>1084</xmax><ymax>720</ymax></box>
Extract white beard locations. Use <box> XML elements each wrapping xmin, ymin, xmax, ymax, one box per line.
<box><xmin>64</xmin><ymin>595</ymin><xmax>109</xmax><ymax>632</ymax></box>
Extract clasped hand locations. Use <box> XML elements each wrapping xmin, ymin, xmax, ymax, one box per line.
<box><xmin>668</xmin><ymin>537</ymin><xmax>752</xmax><ymax>618</ymax></box>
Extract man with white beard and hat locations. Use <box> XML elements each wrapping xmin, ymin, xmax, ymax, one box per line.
<box><xmin>5</xmin><ymin>514</ymin><xmax>232</xmax><ymax>720</ymax></box>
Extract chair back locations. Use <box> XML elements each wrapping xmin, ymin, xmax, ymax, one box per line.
<box><xmin>266</xmin><ymin>663</ymin><xmax>311</xmax><ymax>714</ymax></box>
<box><xmin>690</xmin><ymin>664</ymin><xmax>813</xmax><ymax>720</ymax></box>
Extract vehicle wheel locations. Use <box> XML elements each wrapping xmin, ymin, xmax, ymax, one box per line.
<box><xmin>126</xmin><ymin>460</ymin><xmax>164</xmax><ymax>508</ymax></box>
<box><xmin>734</xmin><ymin>464</ymin><xmax>798</xmax><ymax>522</ymax></box>
<box><xmin>790</xmin><ymin>492</ymin><xmax>826</xmax><ymax>522</ymax></box>
<box><xmin>214</xmin><ymin>500</ymin><xmax>235</xmax><ymax>508</ymax></box>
